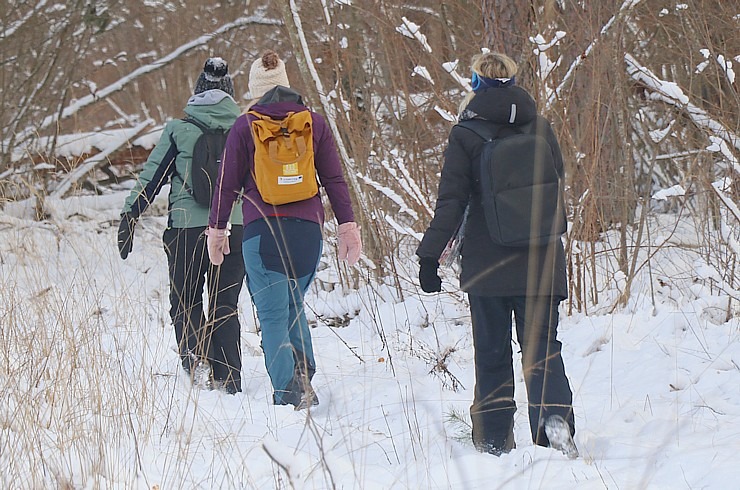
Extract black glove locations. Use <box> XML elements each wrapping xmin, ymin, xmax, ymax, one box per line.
<box><xmin>117</xmin><ymin>212</ymin><xmax>137</xmax><ymax>260</ymax></box>
<box><xmin>419</xmin><ymin>257</ymin><xmax>442</xmax><ymax>293</ymax></box>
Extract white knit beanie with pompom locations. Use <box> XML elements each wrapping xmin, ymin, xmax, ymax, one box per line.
<box><xmin>248</xmin><ymin>51</ymin><xmax>290</xmax><ymax>99</ymax></box>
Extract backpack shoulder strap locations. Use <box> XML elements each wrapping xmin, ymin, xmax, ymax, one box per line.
<box><xmin>456</xmin><ymin>119</ymin><xmax>500</xmax><ymax>142</ymax></box>
<box><xmin>516</xmin><ymin>119</ymin><xmax>537</xmax><ymax>135</ymax></box>
<box><xmin>182</xmin><ymin>117</ymin><xmax>206</xmax><ymax>131</ymax></box>
<box><xmin>169</xmin><ymin>118</ymin><xmax>209</xmax><ymax>190</ymax></box>
<box><xmin>457</xmin><ymin>118</ymin><xmax>540</xmax><ymax>141</ymax></box>
<box><xmin>169</xmin><ymin>118</ymin><xmax>220</xmax><ymax>150</ymax></box>
<box><xmin>184</xmin><ymin>116</ymin><xmax>230</xmax><ymax>134</ymax></box>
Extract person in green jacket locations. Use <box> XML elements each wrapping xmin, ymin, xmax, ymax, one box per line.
<box><xmin>117</xmin><ymin>58</ymin><xmax>245</xmax><ymax>394</ymax></box>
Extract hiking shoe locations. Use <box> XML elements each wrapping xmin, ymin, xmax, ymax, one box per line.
<box><xmin>544</xmin><ymin>415</ymin><xmax>578</xmax><ymax>459</ymax></box>
<box><xmin>181</xmin><ymin>350</ymin><xmax>198</xmax><ymax>375</ymax></box>
<box><xmin>191</xmin><ymin>360</ymin><xmax>212</xmax><ymax>390</ymax></box>
<box><xmin>294</xmin><ymin>386</ymin><xmax>319</xmax><ymax>411</ymax></box>
<box><xmin>212</xmin><ymin>379</ymin><xmax>240</xmax><ymax>395</ymax></box>
<box><xmin>474</xmin><ymin>432</ymin><xmax>515</xmax><ymax>456</ymax></box>
<box><xmin>474</xmin><ymin>441</ymin><xmax>514</xmax><ymax>456</ymax></box>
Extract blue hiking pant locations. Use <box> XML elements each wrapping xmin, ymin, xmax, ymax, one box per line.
<box><xmin>242</xmin><ymin>217</ymin><xmax>322</xmax><ymax>405</ymax></box>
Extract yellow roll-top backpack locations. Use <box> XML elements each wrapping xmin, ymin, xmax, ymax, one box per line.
<box><xmin>248</xmin><ymin>110</ymin><xmax>319</xmax><ymax>205</ymax></box>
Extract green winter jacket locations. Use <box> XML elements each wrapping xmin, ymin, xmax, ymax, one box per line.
<box><xmin>122</xmin><ymin>90</ymin><xmax>242</xmax><ymax>228</ymax></box>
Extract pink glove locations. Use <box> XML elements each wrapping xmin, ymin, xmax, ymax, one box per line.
<box><xmin>205</xmin><ymin>226</ymin><xmax>231</xmax><ymax>266</ymax></box>
<box><xmin>337</xmin><ymin>222</ymin><xmax>362</xmax><ymax>266</ymax></box>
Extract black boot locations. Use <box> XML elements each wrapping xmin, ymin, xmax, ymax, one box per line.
<box><xmin>473</xmin><ymin>431</ymin><xmax>515</xmax><ymax>456</ymax></box>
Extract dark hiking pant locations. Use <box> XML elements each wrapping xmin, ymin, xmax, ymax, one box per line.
<box><xmin>468</xmin><ymin>295</ymin><xmax>575</xmax><ymax>449</ymax></box>
<box><xmin>163</xmin><ymin>226</ymin><xmax>245</xmax><ymax>391</ymax></box>
<box><xmin>242</xmin><ymin>217</ymin><xmax>322</xmax><ymax>406</ymax></box>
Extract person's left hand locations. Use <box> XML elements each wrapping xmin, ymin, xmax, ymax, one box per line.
<box><xmin>338</xmin><ymin>222</ymin><xmax>362</xmax><ymax>266</ymax></box>
<box><xmin>418</xmin><ymin>258</ymin><xmax>442</xmax><ymax>293</ymax></box>
<box><xmin>206</xmin><ymin>226</ymin><xmax>231</xmax><ymax>266</ymax></box>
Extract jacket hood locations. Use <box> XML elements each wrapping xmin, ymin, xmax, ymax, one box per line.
<box><xmin>258</xmin><ymin>85</ymin><xmax>303</xmax><ymax>105</ymax></box>
<box><xmin>184</xmin><ymin>89</ymin><xmax>241</xmax><ymax>130</ymax></box>
<box><xmin>463</xmin><ymin>85</ymin><xmax>538</xmax><ymax>126</ymax></box>
<box><xmin>250</xmin><ymin>86</ymin><xmax>308</xmax><ymax>119</ymax></box>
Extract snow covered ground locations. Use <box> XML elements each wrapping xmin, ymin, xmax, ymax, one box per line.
<box><xmin>2</xmin><ymin>190</ymin><xmax>740</xmax><ymax>489</ymax></box>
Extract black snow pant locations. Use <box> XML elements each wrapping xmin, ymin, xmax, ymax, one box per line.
<box><xmin>163</xmin><ymin>226</ymin><xmax>245</xmax><ymax>391</ymax></box>
<box><xmin>468</xmin><ymin>295</ymin><xmax>575</xmax><ymax>449</ymax></box>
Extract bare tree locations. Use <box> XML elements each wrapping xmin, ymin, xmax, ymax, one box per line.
<box><xmin>1</xmin><ymin>0</ymin><xmax>738</xmax><ymax>312</ymax></box>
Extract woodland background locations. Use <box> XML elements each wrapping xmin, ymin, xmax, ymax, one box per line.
<box><xmin>2</xmin><ymin>0</ymin><xmax>739</xmax><ymax>323</ymax></box>
<box><xmin>2</xmin><ymin>2</ymin><xmax>740</xmax><ymax>489</ymax></box>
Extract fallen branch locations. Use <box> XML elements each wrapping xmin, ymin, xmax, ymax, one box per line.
<box><xmin>712</xmin><ymin>179</ymin><xmax>740</xmax><ymax>224</ymax></box>
<box><xmin>49</xmin><ymin>119</ymin><xmax>152</xmax><ymax>199</ymax></box>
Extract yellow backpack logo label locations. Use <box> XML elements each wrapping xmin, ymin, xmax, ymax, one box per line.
<box><xmin>249</xmin><ymin>110</ymin><xmax>319</xmax><ymax>205</ymax></box>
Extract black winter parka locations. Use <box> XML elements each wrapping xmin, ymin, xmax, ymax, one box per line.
<box><xmin>416</xmin><ymin>85</ymin><xmax>568</xmax><ymax>299</ymax></box>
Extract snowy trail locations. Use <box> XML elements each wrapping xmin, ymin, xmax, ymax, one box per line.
<box><xmin>1</xmin><ymin>192</ymin><xmax>740</xmax><ymax>489</ymax></box>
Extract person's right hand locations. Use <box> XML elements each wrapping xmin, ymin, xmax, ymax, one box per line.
<box><xmin>117</xmin><ymin>213</ymin><xmax>137</xmax><ymax>260</ymax></box>
<box><xmin>206</xmin><ymin>226</ymin><xmax>231</xmax><ymax>266</ymax></box>
<box><xmin>418</xmin><ymin>258</ymin><xmax>442</xmax><ymax>293</ymax></box>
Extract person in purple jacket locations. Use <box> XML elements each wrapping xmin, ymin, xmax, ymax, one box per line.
<box><xmin>206</xmin><ymin>51</ymin><xmax>362</xmax><ymax>410</ymax></box>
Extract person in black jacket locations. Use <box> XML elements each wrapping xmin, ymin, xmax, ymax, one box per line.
<box><xmin>416</xmin><ymin>52</ymin><xmax>577</xmax><ymax>457</ymax></box>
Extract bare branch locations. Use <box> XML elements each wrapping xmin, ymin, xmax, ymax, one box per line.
<box><xmin>625</xmin><ymin>53</ymin><xmax>740</xmax><ymax>156</ymax></box>
<box><xmin>13</xmin><ymin>16</ymin><xmax>281</xmax><ymax>143</ymax></box>
<box><xmin>547</xmin><ymin>0</ymin><xmax>643</xmax><ymax>109</ymax></box>
<box><xmin>1</xmin><ymin>0</ymin><xmax>49</xmax><ymax>39</ymax></box>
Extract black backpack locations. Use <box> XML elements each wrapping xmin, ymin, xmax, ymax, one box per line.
<box><xmin>458</xmin><ymin>118</ymin><xmax>566</xmax><ymax>247</ymax></box>
<box><xmin>180</xmin><ymin>117</ymin><xmax>229</xmax><ymax>206</ymax></box>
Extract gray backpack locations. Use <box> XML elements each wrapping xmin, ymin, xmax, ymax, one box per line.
<box><xmin>458</xmin><ymin>119</ymin><xmax>566</xmax><ymax>247</ymax></box>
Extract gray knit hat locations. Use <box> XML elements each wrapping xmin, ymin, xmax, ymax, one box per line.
<box><xmin>248</xmin><ymin>51</ymin><xmax>290</xmax><ymax>100</ymax></box>
<box><xmin>194</xmin><ymin>57</ymin><xmax>234</xmax><ymax>97</ymax></box>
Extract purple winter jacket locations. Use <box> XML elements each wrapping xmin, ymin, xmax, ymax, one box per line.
<box><xmin>209</xmin><ymin>100</ymin><xmax>355</xmax><ymax>230</ymax></box>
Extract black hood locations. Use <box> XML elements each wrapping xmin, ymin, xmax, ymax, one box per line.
<box><xmin>464</xmin><ymin>85</ymin><xmax>538</xmax><ymax>126</ymax></box>
<box><xmin>257</xmin><ymin>85</ymin><xmax>304</xmax><ymax>105</ymax></box>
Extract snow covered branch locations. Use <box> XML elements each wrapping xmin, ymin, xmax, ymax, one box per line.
<box><xmin>394</xmin><ymin>17</ymin><xmax>470</xmax><ymax>92</ymax></box>
<box><xmin>625</xmin><ymin>53</ymin><xmax>740</xmax><ymax>160</ymax></box>
<box><xmin>384</xmin><ymin>215</ymin><xmax>423</xmax><ymax>241</ymax></box>
<box><xmin>396</xmin><ymin>17</ymin><xmax>432</xmax><ymax>53</ymax></box>
<box><xmin>283</xmin><ymin>0</ymin><xmax>369</xmax><ymax>216</ymax></box>
<box><xmin>712</xmin><ymin>178</ymin><xmax>740</xmax><ymax>224</ymax></box>
<box><xmin>358</xmin><ymin>173</ymin><xmax>418</xmax><ymax>221</ymax></box>
<box><xmin>1</xmin><ymin>0</ymin><xmax>49</xmax><ymax>39</ymax></box>
<box><xmin>49</xmin><ymin>119</ymin><xmax>153</xmax><ymax>199</ymax></box>
<box><xmin>14</xmin><ymin>16</ymin><xmax>280</xmax><ymax>143</ymax></box>
<box><xmin>547</xmin><ymin>0</ymin><xmax>642</xmax><ymax>109</ymax></box>
<box><xmin>442</xmin><ymin>60</ymin><xmax>471</xmax><ymax>92</ymax></box>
